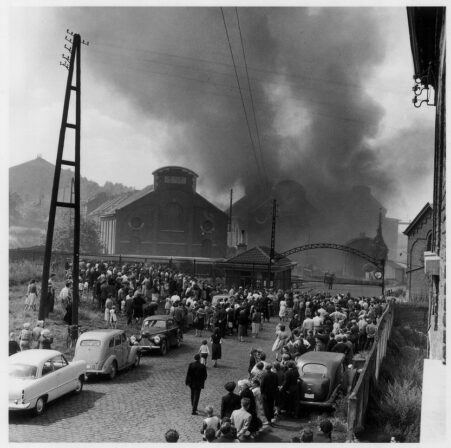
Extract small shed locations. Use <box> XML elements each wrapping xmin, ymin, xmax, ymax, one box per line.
<box><xmin>219</xmin><ymin>246</ymin><xmax>296</xmax><ymax>290</ymax></box>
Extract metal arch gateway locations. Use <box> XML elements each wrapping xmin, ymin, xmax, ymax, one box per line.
<box><xmin>280</xmin><ymin>243</ymin><xmax>385</xmax><ymax>269</ymax></box>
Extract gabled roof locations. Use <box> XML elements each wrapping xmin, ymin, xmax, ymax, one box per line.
<box><xmin>89</xmin><ymin>185</ymin><xmax>154</xmax><ymax>217</ymax></box>
<box><xmin>226</xmin><ymin>246</ymin><xmax>293</xmax><ymax>266</ymax></box>
<box><xmin>403</xmin><ymin>203</ymin><xmax>433</xmax><ymax>236</ymax></box>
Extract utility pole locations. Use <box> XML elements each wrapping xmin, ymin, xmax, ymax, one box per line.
<box><xmin>39</xmin><ymin>31</ymin><xmax>89</xmax><ymax>328</ymax></box>
<box><xmin>227</xmin><ymin>189</ymin><xmax>233</xmax><ymax>247</ymax></box>
<box><xmin>267</xmin><ymin>199</ymin><xmax>277</xmax><ymax>288</ymax></box>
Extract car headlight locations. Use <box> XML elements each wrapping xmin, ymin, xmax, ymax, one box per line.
<box><xmin>153</xmin><ymin>336</ymin><xmax>161</xmax><ymax>344</ymax></box>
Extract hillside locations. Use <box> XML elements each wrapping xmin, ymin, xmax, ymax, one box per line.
<box><xmin>9</xmin><ymin>156</ymin><xmax>134</xmax><ymax>248</ymax></box>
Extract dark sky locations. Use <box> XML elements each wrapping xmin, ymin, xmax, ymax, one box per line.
<box><xmin>9</xmin><ymin>6</ymin><xmax>435</xmax><ymax>220</ymax></box>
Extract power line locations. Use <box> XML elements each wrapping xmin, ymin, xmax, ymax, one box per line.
<box><xmin>93</xmin><ymin>40</ymin><xmax>407</xmax><ymax>98</ymax></box>
<box><xmin>90</xmin><ymin>55</ymin><xmax>408</xmax><ymax>133</ymax></box>
<box><xmin>220</xmin><ymin>7</ymin><xmax>267</xmax><ymax>186</ymax></box>
<box><xmin>235</xmin><ymin>7</ymin><xmax>269</xmax><ymax>191</ymax></box>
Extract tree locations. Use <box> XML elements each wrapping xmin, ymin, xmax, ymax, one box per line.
<box><xmin>46</xmin><ymin>211</ymin><xmax>104</xmax><ymax>254</ymax></box>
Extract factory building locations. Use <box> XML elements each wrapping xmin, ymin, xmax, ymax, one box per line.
<box><xmin>94</xmin><ymin>166</ymin><xmax>228</xmax><ymax>258</ymax></box>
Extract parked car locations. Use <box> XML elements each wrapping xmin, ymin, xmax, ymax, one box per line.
<box><xmin>296</xmin><ymin>351</ymin><xmax>346</xmax><ymax>407</ymax></box>
<box><xmin>9</xmin><ymin>349</ymin><xmax>86</xmax><ymax>416</ymax></box>
<box><xmin>72</xmin><ymin>329</ymin><xmax>140</xmax><ymax>380</ymax></box>
<box><xmin>137</xmin><ymin>315</ymin><xmax>182</xmax><ymax>355</ymax></box>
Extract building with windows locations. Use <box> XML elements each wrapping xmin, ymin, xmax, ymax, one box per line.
<box><xmin>403</xmin><ymin>203</ymin><xmax>433</xmax><ymax>303</ymax></box>
<box><xmin>408</xmin><ymin>6</ymin><xmax>446</xmax><ymax>443</ymax></box>
<box><xmin>94</xmin><ymin>166</ymin><xmax>228</xmax><ymax>258</ymax></box>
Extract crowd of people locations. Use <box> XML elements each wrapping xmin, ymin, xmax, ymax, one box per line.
<box><xmin>11</xmin><ymin>258</ymin><xmax>389</xmax><ymax>442</ymax></box>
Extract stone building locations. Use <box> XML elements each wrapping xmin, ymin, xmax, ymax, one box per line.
<box><xmin>403</xmin><ymin>203</ymin><xmax>433</xmax><ymax>303</ymax></box>
<box><xmin>408</xmin><ymin>6</ymin><xmax>446</xmax><ymax>443</ymax></box>
<box><xmin>94</xmin><ymin>166</ymin><xmax>228</xmax><ymax>258</ymax></box>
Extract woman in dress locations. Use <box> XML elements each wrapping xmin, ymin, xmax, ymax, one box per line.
<box><xmin>210</xmin><ymin>327</ymin><xmax>222</xmax><ymax>367</ymax></box>
<box><xmin>278</xmin><ymin>297</ymin><xmax>287</xmax><ymax>322</ymax></box>
<box><xmin>251</xmin><ymin>379</ymin><xmax>267</xmax><ymax>426</ymax></box>
<box><xmin>25</xmin><ymin>279</ymin><xmax>38</xmax><ymax>311</ymax></box>
<box><xmin>272</xmin><ymin>324</ymin><xmax>290</xmax><ymax>361</ymax></box>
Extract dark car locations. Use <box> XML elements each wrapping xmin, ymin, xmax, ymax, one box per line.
<box><xmin>296</xmin><ymin>351</ymin><xmax>346</xmax><ymax>408</ymax></box>
<box><xmin>137</xmin><ymin>315</ymin><xmax>182</xmax><ymax>356</ymax></box>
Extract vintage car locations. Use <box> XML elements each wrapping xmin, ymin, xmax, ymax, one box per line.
<box><xmin>72</xmin><ymin>329</ymin><xmax>140</xmax><ymax>380</ymax></box>
<box><xmin>9</xmin><ymin>349</ymin><xmax>87</xmax><ymax>416</ymax></box>
<box><xmin>137</xmin><ymin>315</ymin><xmax>182</xmax><ymax>355</ymax></box>
<box><xmin>297</xmin><ymin>351</ymin><xmax>346</xmax><ymax>407</ymax></box>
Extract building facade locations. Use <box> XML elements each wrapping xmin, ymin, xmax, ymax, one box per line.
<box><xmin>408</xmin><ymin>6</ymin><xmax>446</xmax><ymax>363</ymax></box>
<box><xmin>97</xmin><ymin>167</ymin><xmax>228</xmax><ymax>258</ymax></box>
<box><xmin>403</xmin><ymin>203</ymin><xmax>433</xmax><ymax>303</ymax></box>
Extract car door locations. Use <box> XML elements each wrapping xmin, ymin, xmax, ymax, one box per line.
<box><xmin>113</xmin><ymin>334</ymin><xmax>126</xmax><ymax>368</ymax></box>
<box><xmin>51</xmin><ymin>354</ymin><xmax>73</xmax><ymax>395</ymax></box>
<box><xmin>166</xmin><ymin>319</ymin><xmax>175</xmax><ymax>345</ymax></box>
<box><xmin>120</xmin><ymin>332</ymin><xmax>132</xmax><ymax>365</ymax></box>
<box><xmin>39</xmin><ymin>357</ymin><xmax>60</xmax><ymax>402</ymax></box>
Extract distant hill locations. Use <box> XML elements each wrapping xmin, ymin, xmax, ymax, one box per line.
<box><xmin>9</xmin><ymin>156</ymin><xmax>134</xmax><ymax>248</ymax></box>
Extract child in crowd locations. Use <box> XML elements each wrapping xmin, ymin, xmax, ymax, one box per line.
<box><xmin>199</xmin><ymin>339</ymin><xmax>210</xmax><ymax>366</ymax></box>
<box><xmin>201</xmin><ymin>406</ymin><xmax>220</xmax><ymax>440</ymax></box>
<box><xmin>109</xmin><ymin>306</ymin><xmax>118</xmax><ymax>328</ymax></box>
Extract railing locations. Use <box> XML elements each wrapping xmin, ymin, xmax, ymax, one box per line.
<box><xmin>347</xmin><ymin>299</ymin><xmax>395</xmax><ymax>440</ymax></box>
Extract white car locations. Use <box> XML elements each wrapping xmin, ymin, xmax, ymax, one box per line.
<box><xmin>9</xmin><ymin>349</ymin><xmax>87</xmax><ymax>416</ymax></box>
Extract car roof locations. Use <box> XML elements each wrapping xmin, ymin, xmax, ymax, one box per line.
<box><xmin>297</xmin><ymin>351</ymin><xmax>345</xmax><ymax>369</ymax></box>
<box><xmin>78</xmin><ymin>329</ymin><xmax>125</xmax><ymax>340</ymax></box>
<box><xmin>9</xmin><ymin>349</ymin><xmax>62</xmax><ymax>364</ymax></box>
<box><xmin>143</xmin><ymin>315</ymin><xmax>172</xmax><ymax>321</ymax></box>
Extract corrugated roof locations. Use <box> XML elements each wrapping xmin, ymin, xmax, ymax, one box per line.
<box><xmin>226</xmin><ymin>246</ymin><xmax>293</xmax><ymax>266</ymax></box>
<box><xmin>89</xmin><ymin>185</ymin><xmax>153</xmax><ymax>217</ymax></box>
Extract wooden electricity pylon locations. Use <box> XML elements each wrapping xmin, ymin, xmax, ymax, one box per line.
<box><xmin>39</xmin><ymin>31</ymin><xmax>89</xmax><ymax>326</ymax></box>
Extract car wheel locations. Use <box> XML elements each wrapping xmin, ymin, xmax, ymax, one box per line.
<box><xmin>109</xmin><ymin>361</ymin><xmax>118</xmax><ymax>380</ymax></box>
<box><xmin>34</xmin><ymin>396</ymin><xmax>46</xmax><ymax>416</ymax></box>
<box><xmin>73</xmin><ymin>376</ymin><xmax>84</xmax><ymax>394</ymax></box>
<box><xmin>160</xmin><ymin>340</ymin><xmax>168</xmax><ymax>356</ymax></box>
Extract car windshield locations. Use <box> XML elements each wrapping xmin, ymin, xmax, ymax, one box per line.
<box><xmin>9</xmin><ymin>363</ymin><xmax>37</xmax><ymax>379</ymax></box>
<box><xmin>80</xmin><ymin>340</ymin><xmax>101</xmax><ymax>346</ymax></box>
<box><xmin>144</xmin><ymin>320</ymin><xmax>166</xmax><ymax>329</ymax></box>
<box><xmin>302</xmin><ymin>363</ymin><xmax>328</xmax><ymax>376</ymax></box>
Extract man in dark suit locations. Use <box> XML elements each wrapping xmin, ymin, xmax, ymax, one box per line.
<box><xmin>220</xmin><ymin>381</ymin><xmax>241</xmax><ymax>420</ymax></box>
<box><xmin>260</xmin><ymin>364</ymin><xmax>279</xmax><ymax>425</ymax></box>
<box><xmin>185</xmin><ymin>353</ymin><xmax>208</xmax><ymax>415</ymax></box>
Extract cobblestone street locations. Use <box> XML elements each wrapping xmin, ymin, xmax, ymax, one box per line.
<box><xmin>9</xmin><ymin>319</ymin><xmax>308</xmax><ymax>443</ymax></box>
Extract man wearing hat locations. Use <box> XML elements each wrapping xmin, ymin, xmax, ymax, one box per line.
<box><xmin>220</xmin><ymin>381</ymin><xmax>241</xmax><ymax>419</ymax></box>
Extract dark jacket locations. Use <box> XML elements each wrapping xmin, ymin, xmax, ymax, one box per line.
<box><xmin>281</xmin><ymin>367</ymin><xmax>299</xmax><ymax>393</ymax></box>
<box><xmin>220</xmin><ymin>392</ymin><xmax>241</xmax><ymax>419</ymax></box>
<box><xmin>185</xmin><ymin>360</ymin><xmax>207</xmax><ymax>389</ymax></box>
<box><xmin>260</xmin><ymin>370</ymin><xmax>279</xmax><ymax>399</ymax></box>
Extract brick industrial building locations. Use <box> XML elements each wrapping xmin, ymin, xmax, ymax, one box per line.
<box><xmin>93</xmin><ymin>166</ymin><xmax>228</xmax><ymax>258</ymax></box>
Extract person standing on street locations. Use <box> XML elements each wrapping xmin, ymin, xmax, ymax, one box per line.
<box><xmin>260</xmin><ymin>364</ymin><xmax>279</xmax><ymax>426</ymax></box>
<box><xmin>185</xmin><ymin>353</ymin><xmax>208</xmax><ymax>415</ymax></box>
